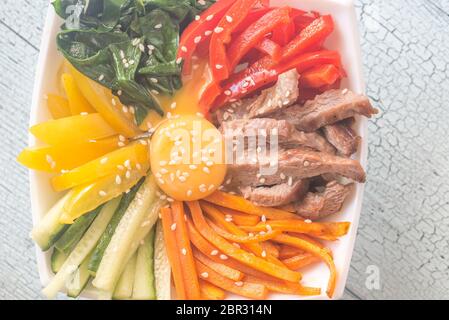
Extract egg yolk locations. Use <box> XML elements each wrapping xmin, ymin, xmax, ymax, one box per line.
<box><xmin>150</xmin><ymin>114</ymin><xmax>227</xmax><ymax>201</ymax></box>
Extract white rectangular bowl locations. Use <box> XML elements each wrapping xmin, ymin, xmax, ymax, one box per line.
<box><xmin>29</xmin><ymin>0</ymin><xmax>366</xmax><ymax>300</ymax></box>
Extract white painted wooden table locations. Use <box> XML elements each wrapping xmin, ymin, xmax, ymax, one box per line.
<box><xmin>1</xmin><ymin>0</ymin><xmax>448</xmax><ymax>300</ymax></box>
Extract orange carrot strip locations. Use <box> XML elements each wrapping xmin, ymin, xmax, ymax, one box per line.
<box><xmin>187</xmin><ymin>218</ymin><xmax>280</xmax><ymax>280</ymax></box>
<box><xmin>219</xmin><ymin>207</ymin><xmax>260</xmax><ymax>226</ymax></box>
<box><xmin>240</xmin><ymin>220</ymin><xmax>350</xmax><ymax>238</ymax></box>
<box><xmin>282</xmin><ymin>253</ymin><xmax>320</xmax><ymax>270</ymax></box>
<box><xmin>208</xmin><ymin>219</ymin><xmax>281</xmax><ymax>243</ymax></box>
<box><xmin>194</xmin><ymin>248</ymin><xmax>244</xmax><ymax>281</ymax></box>
<box><xmin>200</xmin><ymin>280</ymin><xmax>226</xmax><ymax>300</ymax></box>
<box><xmin>279</xmin><ymin>245</ymin><xmax>305</xmax><ymax>259</ymax></box>
<box><xmin>273</xmin><ymin>234</ymin><xmax>337</xmax><ymax>298</ymax></box>
<box><xmin>196</xmin><ymin>261</ymin><xmax>268</xmax><ymax>300</ymax></box>
<box><xmin>261</xmin><ymin>241</ymin><xmax>280</xmax><ymax>258</ymax></box>
<box><xmin>187</xmin><ymin>201</ymin><xmax>301</xmax><ymax>283</ymax></box>
<box><xmin>160</xmin><ymin>207</ymin><xmax>186</xmax><ymax>300</ymax></box>
<box><xmin>244</xmin><ymin>275</ymin><xmax>321</xmax><ymax>296</ymax></box>
<box><xmin>201</xmin><ymin>202</ymin><xmax>284</xmax><ymax>265</ymax></box>
<box><xmin>204</xmin><ymin>191</ymin><xmax>299</xmax><ymax>220</ymax></box>
<box><xmin>172</xmin><ymin>201</ymin><xmax>201</xmax><ymax>300</ymax></box>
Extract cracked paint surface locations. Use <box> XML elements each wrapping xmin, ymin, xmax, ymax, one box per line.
<box><xmin>0</xmin><ymin>0</ymin><xmax>448</xmax><ymax>299</ymax></box>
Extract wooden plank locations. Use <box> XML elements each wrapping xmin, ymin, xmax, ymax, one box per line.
<box><xmin>2</xmin><ymin>0</ymin><xmax>449</xmax><ymax>300</ymax></box>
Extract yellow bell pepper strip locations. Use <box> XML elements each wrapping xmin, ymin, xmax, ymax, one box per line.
<box><xmin>46</xmin><ymin>94</ymin><xmax>71</xmax><ymax>119</ymax></box>
<box><xmin>52</xmin><ymin>142</ymin><xmax>149</xmax><ymax>192</ymax></box>
<box><xmin>68</xmin><ymin>63</ymin><xmax>142</xmax><ymax>138</ymax></box>
<box><xmin>61</xmin><ymin>73</ymin><xmax>96</xmax><ymax>115</ymax></box>
<box><xmin>17</xmin><ymin>135</ymin><xmax>126</xmax><ymax>173</ymax></box>
<box><xmin>30</xmin><ymin>113</ymin><xmax>117</xmax><ymax>146</ymax></box>
<box><xmin>60</xmin><ymin>164</ymin><xmax>149</xmax><ymax>224</ymax></box>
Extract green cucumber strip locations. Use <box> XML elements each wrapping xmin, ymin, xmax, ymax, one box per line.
<box><xmin>51</xmin><ymin>249</ymin><xmax>67</xmax><ymax>274</ymax></box>
<box><xmin>55</xmin><ymin>206</ymin><xmax>102</xmax><ymax>255</ymax></box>
<box><xmin>31</xmin><ymin>193</ymin><xmax>71</xmax><ymax>251</ymax></box>
<box><xmin>88</xmin><ymin>178</ymin><xmax>145</xmax><ymax>275</ymax></box>
<box><xmin>92</xmin><ymin>176</ymin><xmax>158</xmax><ymax>292</ymax></box>
<box><xmin>42</xmin><ymin>198</ymin><xmax>120</xmax><ymax>299</ymax></box>
<box><xmin>154</xmin><ymin>219</ymin><xmax>171</xmax><ymax>300</ymax></box>
<box><xmin>132</xmin><ymin>228</ymin><xmax>156</xmax><ymax>300</ymax></box>
<box><xmin>113</xmin><ymin>252</ymin><xmax>137</xmax><ymax>300</ymax></box>
<box><xmin>66</xmin><ymin>253</ymin><xmax>92</xmax><ymax>298</ymax></box>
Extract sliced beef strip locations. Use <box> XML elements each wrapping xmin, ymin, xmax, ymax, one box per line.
<box><xmin>322</xmin><ymin>119</ymin><xmax>360</xmax><ymax>156</ymax></box>
<box><xmin>221</xmin><ymin>118</ymin><xmax>336</xmax><ymax>154</ymax></box>
<box><xmin>213</xmin><ymin>69</ymin><xmax>299</xmax><ymax>125</ymax></box>
<box><xmin>292</xmin><ymin>181</ymin><xmax>353</xmax><ymax>219</ymax></box>
<box><xmin>271</xmin><ymin>89</ymin><xmax>378</xmax><ymax>132</ymax></box>
<box><xmin>226</xmin><ymin>148</ymin><xmax>366</xmax><ymax>188</ymax></box>
<box><xmin>239</xmin><ymin>179</ymin><xmax>310</xmax><ymax>207</ymax></box>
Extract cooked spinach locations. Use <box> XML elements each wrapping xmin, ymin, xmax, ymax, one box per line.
<box><xmin>53</xmin><ymin>0</ymin><xmax>215</xmax><ymax>122</ymax></box>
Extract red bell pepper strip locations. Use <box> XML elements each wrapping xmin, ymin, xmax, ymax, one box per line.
<box><xmin>255</xmin><ymin>38</ymin><xmax>282</xmax><ymax>62</ymax></box>
<box><xmin>227</xmin><ymin>7</ymin><xmax>291</xmax><ymax>71</ymax></box>
<box><xmin>211</xmin><ymin>50</ymin><xmax>343</xmax><ymax>110</ymax></box>
<box><xmin>299</xmin><ymin>64</ymin><xmax>341</xmax><ymax>88</ymax></box>
<box><xmin>282</xmin><ymin>15</ymin><xmax>334</xmax><ymax>61</ymax></box>
<box><xmin>209</xmin><ymin>0</ymin><xmax>260</xmax><ymax>82</ymax></box>
<box><xmin>232</xmin><ymin>7</ymin><xmax>271</xmax><ymax>34</ymax></box>
<box><xmin>271</xmin><ymin>20</ymin><xmax>295</xmax><ymax>46</ymax></box>
<box><xmin>199</xmin><ymin>81</ymin><xmax>223</xmax><ymax>115</ymax></box>
<box><xmin>178</xmin><ymin>0</ymin><xmax>236</xmax><ymax>76</ymax></box>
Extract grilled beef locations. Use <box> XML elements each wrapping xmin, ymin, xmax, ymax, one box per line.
<box><xmin>239</xmin><ymin>180</ymin><xmax>310</xmax><ymax>207</ymax></box>
<box><xmin>213</xmin><ymin>69</ymin><xmax>299</xmax><ymax>125</ymax></box>
<box><xmin>292</xmin><ymin>181</ymin><xmax>353</xmax><ymax>219</ymax></box>
<box><xmin>271</xmin><ymin>89</ymin><xmax>378</xmax><ymax>132</ymax></box>
<box><xmin>226</xmin><ymin>148</ymin><xmax>366</xmax><ymax>188</ymax></box>
<box><xmin>221</xmin><ymin>118</ymin><xmax>336</xmax><ymax>153</ymax></box>
<box><xmin>322</xmin><ymin>120</ymin><xmax>360</xmax><ymax>156</ymax></box>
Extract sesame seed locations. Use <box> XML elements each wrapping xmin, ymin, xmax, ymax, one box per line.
<box><xmin>219</xmin><ymin>254</ymin><xmax>228</xmax><ymax>260</ymax></box>
<box><xmin>304</xmin><ymin>160</ymin><xmax>310</xmax><ymax>167</ymax></box>
<box><xmin>342</xmin><ymin>88</ymin><xmax>348</xmax><ymax>95</ymax></box>
<box><xmin>201</xmin><ymin>272</ymin><xmax>209</xmax><ymax>278</ymax></box>
<box><xmin>99</xmin><ymin>190</ymin><xmax>107</xmax><ymax>197</ymax></box>
<box><xmin>280</xmin><ymin>173</ymin><xmax>286</xmax><ymax>180</ymax></box>
<box><xmin>126</xmin><ymin>171</ymin><xmax>131</xmax><ymax>179</ymax></box>
<box><xmin>261</xmin><ymin>215</ymin><xmax>266</xmax><ymax>222</ymax></box>
<box><xmin>203</xmin><ymin>167</ymin><xmax>210</xmax><ymax>174</ymax></box>
<box><xmin>115</xmin><ymin>175</ymin><xmax>122</xmax><ymax>185</ymax></box>
<box><xmin>181</xmin><ymin>46</ymin><xmax>187</xmax><ymax>53</ymax></box>
<box><xmin>100</xmin><ymin>157</ymin><xmax>108</xmax><ymax>164</ymax></box>
<box><xmin>198</xmin><ymin>0</ymin><xmax>206</xmax><ymax>5</ymax></box>
<box><xmin>305</xmin><ymin>219</ymin><xmax>312</xmax><ymax>224</ymax></box>
<box><xmin>204</xmin><ymin>30</ymin><xmax>212</xmax><ymax>36</ymax></box>
<box><xmin>179</xmin><ymin>176</ymin><xmax>187</xmax><ymax>182</ymax></box>
<box><xmin>120</xmin><ymin>50</ymin><xmax>125</xmax><ymax>59</ymax></box>
<box><xmin>118</xmin><ymin>142</ymin><xmax>125</xmax><ymax>147</ymax></box>
<box><xmin>171</xmin><ymin>223</ymin><xmax>177</xmax><ymax>231</ymax></box>
<box><xmin>124</xmin><ymin>159</ymin><xmax>131</xmax><ymax>167</ymax></box>
<box><xmin>98</xmin><ymin>74</ymin><xmax>105</xmax><ymax>81</ymax></box>
<box><xmin>206</xmin><ymin>14</ymin><xmax>214</xmax><ymax>21</ymax></box>
<box><xmin>199</xmin><ymin>184</ymin><xmax>207</xmax><ymax>192</ymax></box>
<box><xmin>234</xmin><ymin>281</ymin><xmax>243</xmax><ymax>287</ymax></box>
<box><xmin>151</xmin><ymin>89</ymin><xmax>159</xmax><ymax>95</ymax></box>
<box><xmin>117</xmin><ymin>90</ymin><xmax>122</xmax><ymax>96</ymax></box>
<box><xmin>150</xmin><ymin>77</ymin><xmax>158</xmax><ymax>83</ymax></box>
<box><xmin>132</xmin><ymin>38</ymin><xmax>140</xmax><ymax>46</ymax></box>
<box><xmin>195</xmin><ymin>15</ymin><xmax>200</xmax><ymax>21</ymax></box>
<box><xmin>259</xmin><ymin>178</ymin><xmax>266</xmax><ymax>184</ymax></box>
<box><xmin>160</xmin><ymin>168</ymin><xmax>168</xmax><ymax>174</ymax></box>
<box><xmin>215</xmin><ymin>64</ymin><xmax>223</xmax><ymax>70</ymax></box>
<box><xmin>194</xmin><ymin>36</ymin><xmax>202</xmax><ymax>44</ymax></box>
<box><xmin>139</xmin><ymin>43</ymin><xmax>145</xmax><ymax>52</ymax></box>
<box><xmin>117</xmin><ymin>165</ymin><xmax>124</xmax><ymax>170</ymax></box>
<box><xmin>187</xmin><ymin>190</ymin><xmax>193</xmax><ymax>197</ymax></box>
<box><xmin>176</xmin><ymin>57</ymin><xmax>183</xmax><ymax>64</ymax></box>
<box><xmin>214</xmin><ymin>26</ymin><xmax>224</xmax><ymax>33</ymax></box>
<box><xmin>210</xmin><ymin>250</ymin><xmax>218</xmax><ymax>256</ymax></box>
<box><xmin>208</xmin><ymin>184</ymin><xmax>215</xmax><ymax>191</ymax></box>
<box><xmin>181</xmin><ymin>248</ymin><xmax>187</xmax><ymax>256</ymax></box>
<box><xmin>170</xmin><ymin>102</ymin><xmax>177</xmax><ymax>109</ymax></box>
<box><xmin>224</xmin><ymin>90</ymin><xmax>231</xmax><ymax>96</ymax></box>
<box><xmin>154</xmin><ymin>23</ymin><xmax>162</xmax><ymax>29</ymax></box>
<box><xmin>119</xmin><ymin>135</ymin><xmax>126</xmax><ymax>142</ymax></box>
<box><xmin>288</xmin><ymin>176</ymin><xmax>293</xmax><ymax>186</ymax></box>
<box><xmin>158</xmin><ymin>178</ymin><xmax>165</xmax><ymax>185</ymax></box>
<box><xmin>266</xmin><ymin>224</ymin><xmax>272</xmax><ymax>232</ymax></box>
<box><xmin>80</xmin><ymin>112</ymin><xmax>88</xmax><ymax>116</ymax></box>
<box><xmin>226</xmin><ymin>15</ymin><xmax>233</xmax><ymax>23</ymax></box>
<box><xmin>122</xmin><ymin>106</ymin><xmax>128</xmax><ymax>113</ymax></box>
<box><xmin>189</xmin><ymin>164</ymin><xmax>197</xmax><ymax>170</ymax></box>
